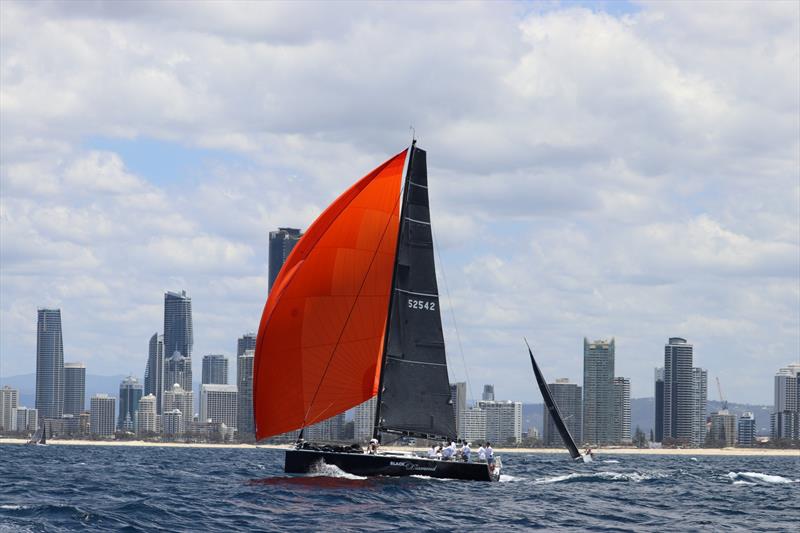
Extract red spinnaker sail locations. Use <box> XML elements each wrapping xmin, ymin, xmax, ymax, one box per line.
<box><xmin>253</xmin><ymin>149</ymin><xmax>407</xmax><ymax>440</ymax></box>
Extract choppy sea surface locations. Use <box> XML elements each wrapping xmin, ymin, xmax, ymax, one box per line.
<box><xmin>1</xmin><ymin>444</ymin><xmax>798</xmax><ymax>532</ymax></box>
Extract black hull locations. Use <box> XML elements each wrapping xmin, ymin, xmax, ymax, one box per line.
<box><xmin>285</xmin><ymin>449</ymin><xmax>498</xmax><ymax>482</ymax></box>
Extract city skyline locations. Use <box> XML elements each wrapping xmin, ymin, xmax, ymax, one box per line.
<box><xmin>1</xmin><ymin>2</ymin><xmax>798</xmax><ymax>406</ymax></box>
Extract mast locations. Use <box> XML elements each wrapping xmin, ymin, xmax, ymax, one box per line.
<box><xmin>373</xmin><ymin>140</ymin><xmax>416</xmax><ymax>442</ymax></box>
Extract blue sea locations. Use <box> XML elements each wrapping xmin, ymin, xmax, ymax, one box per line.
<box><xmin>1</xmin><ymin>444</ymin><xmax>798</xmax><ymax>532</ymax></box>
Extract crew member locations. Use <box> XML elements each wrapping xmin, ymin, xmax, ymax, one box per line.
<box><xmin>485</xmin><ymin>442</ymin><xmax>495</xmax><ymax>472</ymax></box>
<box><xmin>368</xmin><ymin>438</ymin><xmax>379</xmax><ymax>454</ymax></box>
<box><xmin>461</xmin><ymin>442</ymin><xmax>472</xmax><ymax>462</ymax></box>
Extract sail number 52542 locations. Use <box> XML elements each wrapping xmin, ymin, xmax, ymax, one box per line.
<box><xmin>408</xmin><ymin>299</ymin><xmax>436</xmax><ymax>311</ymax></box>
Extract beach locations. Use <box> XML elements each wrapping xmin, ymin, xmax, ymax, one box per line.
<box><xmin>1</xmin><ymin>437</ymin><xmax>797</xmax><ymax>456</ymax></box>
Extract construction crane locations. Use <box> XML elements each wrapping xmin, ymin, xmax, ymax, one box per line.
<box><xmin>715</xmin><ymin>377</ymin><xmax>728</xmax><ymax>411</ymax></box>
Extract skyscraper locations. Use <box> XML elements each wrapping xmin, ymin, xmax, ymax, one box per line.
<box><xmin>202</xmin><ymin>355</ymin><xmax>229</xmax><ymax>385</ymax></box>
<box><xmin>237</xmin><ymin>333</ymin><xmax>257</xmax><ymax>357</ymax></box>
<box><xmin>305</xmin><ymin>412</ymin><xmax>346</xmax><ymax>441</ymax></box>
<box><xmin>737</xmin><ymin>412</ymin><xmax>756</xmax><ymax>447</ymax></box>
<box><xmin>36</xmin><ymin>308</ymin><xmax>64</xmax><ymax>420</ymax></box>
<box><xmin>14</xmin><ymin>407</ymin><xmax>38</xmax><ymax>432</ymax></box>
<box><xmin>709</xmin><ymin>410</ymin><xmax>736</xmax><ymax>447</ymax></box>
<box><xmin>0</xmin><ymin>386</ymin><xmax>19</xmax><ymax>432</ymax></box>
<box><xmin>542</xmin><ymin>379</ymin><xmax>582</xmax><ymax>446</ymax></box>
<box><xmin>237</xmin><ymin>349</ymin><xmax>255</xmax><ymax>440</ymax></box>
<box><xmin>462</xmin><ymin>406</ymin><xmax>487</xmax><ymax>443</ymax></box>
<box><xmin>771</xmin><ymin>363</ymin><xmax>800</xmax><ymax>443</ymax></box>
<box><xmin>163</xmin><ymin>290</ymin><xmax>193</xmax><ymax>362</ymax></box>
<box><xmin>137</xmin><ymin>394</ymin><xmax>157</xmax><ymax>435</ymax></box>
<box><xmin>268</xmin><ymin>228</ymin><xmax>302</xmax><ymax>292</ymax></box>
<box><xmin>63</xmin><ymin>362</ymin><xmax>86</xmax><ymax>416</ymax></box>
<box><xmin>144</xmin><ymin>333</ymin><xmax>164</xmax><ymax>413</ymax></box>
<box><xmin>450</xmin><ymin>382</ymin><xmax>466</xmax><ymax>439</ymax></box>
<box><xmin>353</xmin><ymin>396</ymin><xmax>376</xmax><ymax>442</ymax></box>
<box><xmin>583</xmin><ymin>338</ymin><xmax>615</xmax><ymax>445</ymax></box>
<box><xmin>163</xmin><ymin>383</ymin><xmax>194</xmax><ymax>422</ymax></box>
<box><xmin>663</xmin><ymin>337</ymin><xmax>694</xmax><ymax>445</ymax></box>
<box><xmin>478</xmin><ymin>400</ymin><xmax>522</xmax><ymax>445</ymax></box>
<box><xmin>481</xmin><ymin>384</ymin><xmax>495</xmax><ymax>401</ymax></box>
<box><xmin>200</xmin><ymin>384</ymin><xmax>238</xmax><ymax>430</ymax></box>
<box><xmin>118</xmin><ymin>376</ymin><xmax>144</xmax><ymax>431</ymax></box>
<box><xmin>654</xmin><ymin>367</ymin><xmax>664</xmax><ymax>442</ymax></box>
<box><xmin>90</xmin><ymin>394</ymin><xmax>116</xmax><ymax>437</ymax></box>
<box><xmin>773</xmin><ymin>363</ymin><xmax>800</xmax><ymax>412</ymax></box>
<box><xmin>164</xmin><ymin>352</ymin><xmax>192</xmax><ymax>394</ymax></box>
<box><xmin>691</xmin><ymin>367</ymin><xmax>708</xmax><ymax>447</ymax></box>
<box><xmin>613</xmin><ymin>377</ymin><xmax>631</xmax><ymax>444</ymax></box>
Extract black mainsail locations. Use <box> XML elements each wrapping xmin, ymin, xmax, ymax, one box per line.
<box><xmin>374</xmin><ymin>144</ymin><xmax>457</xmax><ymax>442</ymax></box>
<box><xmin>525</xmin><ymin>339</ymin><xmax>581</xmax><ymax>460</ymax></box>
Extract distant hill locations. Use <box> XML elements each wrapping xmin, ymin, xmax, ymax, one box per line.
<box><xmin>524</xmin><ymin>398</ymin><xmax>773</xmax><ymax>438</ymax></box>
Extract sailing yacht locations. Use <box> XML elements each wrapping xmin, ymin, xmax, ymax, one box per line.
<box><xmin>525</xmin><ymin>340</ymin><xmax>592</xmax><ymax>463</ymax></box>
<box><xmin>253</xmin><ymin>142</ymin><xmax>501</xmax><ymax>481</ymax></box>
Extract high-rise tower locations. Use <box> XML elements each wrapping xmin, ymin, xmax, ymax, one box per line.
<box><xmin>118</xmin><ymin>376</ymin><xmax>144</xmax><ymax>431</ymax></box>
<box><xmin>613</xmin><ymin>377</ymin><xmax>631</xmax><ymax>444</ymax></box>
<box><xmin>542</xmin><ymin>379</ymin><xmax>582</xmax><ymax>446</ymax></box>
<box><xmin>163</xmin><ymin>291</ymin><xmax>193</xmax><ymax>361</ymax></box>
<box><xmin>237</xmin><ymin>349</ymin><xmax>255</xmax><ymax>440</ymax></box>
<box><xmin>268</xmin><ymin>228</ymin><xmax>302</xmax><ymax>292</ymax></box>
<box><xmin>663</xmin><ymin>337</ymin><xmax>694</xmax><ymax>445</ymax></box>
<box><xmin>63</xmin><ymin>362</ymin><xmax>86</xmax><ymax>415</ymax></box>
<box><xmin>36</xmin><ymin>308</ymin><xmax>64</xmax><ymax>420</ymax></box>
<box><xmin>144</xmin><ymin>333</ymin><xmax>164</xmax><ymax>413</ymax></box>
<box><xmin>237</xmin><ymin>333</ymin><xmax>256</xmax><ymax>358</ymax></box>
<box><xmin>163</xmin><ymin>291</ymin><xmax>193</xmax><ymax>411</ymax></box>
<box><xmin>691</xmin><ymin>367</ymin><xmax>708</xmax><ymax>446</ymax></box>
<box><xmin>202</xmin><ymin>355</ymin><xmax>228</xmax><ymax>385</ymax></box>
<box><xmin>654</xmin><ymin>367</ymin><xmax>664</xmax><ymax>442</ymax></box>
<box><xmin>583</xmin><ymin>337</ymin><xmax>615</xmax><ymax>445</ymax></box>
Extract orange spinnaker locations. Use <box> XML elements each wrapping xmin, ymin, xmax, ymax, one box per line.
<box><xmin>253</xmin><ymin>149</ymin><xmax>407</xmax><ymax>440</ymax></box>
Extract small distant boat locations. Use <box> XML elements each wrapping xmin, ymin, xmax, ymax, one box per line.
<box><xmin>525</xmin><ymin>339</ymin><xmax>592</xmax><ymax>463</ymax></box>
<box><xmin>27</xmin><ymin>426</ymin><xmax>47</xmax><ymax>446</ymax></box>
<box><xmin>254</xmin><ymin>142</ymin><xmax>501</xmax><ymax>481</ymax></box>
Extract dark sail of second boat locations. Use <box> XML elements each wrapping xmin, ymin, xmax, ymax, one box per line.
<box><xmin>525</xmin><ymin>339</ymin><xmax>582</xmax><ymax>460</ymax></box>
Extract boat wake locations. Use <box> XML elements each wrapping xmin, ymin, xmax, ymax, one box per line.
<box><xmin>535</xmin><ymin>471</ymin><xmax>659</xmax><ymax>484</ymax></box>
<box><xmin>308</xmin><ymin>462</ymin><xmax>367</xmax><ymax>481</ymax></box>
<box><xmin>499</xmin><ymin>474</ymin><xmax>523</xmax><ymax>483</ymax></box>
<box><xmin>601</xmin><ymin>460</ymin><xmax>619</xmax><ymax>464</ymax></box>
<box><xmin>726</xmin><ymin>472</ymin><xmax>798</xmax><ymax>485</ymax></box>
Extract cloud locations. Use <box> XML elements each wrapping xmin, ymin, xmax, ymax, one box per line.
<box><xmin>0</xmin><ymin>0</ymin><xmax>797</xmax><ymax>404</ymax></box>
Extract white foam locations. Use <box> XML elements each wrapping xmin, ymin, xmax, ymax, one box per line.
<box><xmin>535</xmin><ymin>471</ymin><xmax>653</xmax><ymax>484</ymax></box>
<box><xmin>410</xmin><ymin>475</ymin><xmax>448</xmax><ymax>481</ymax></box>
<box><xmin>690</xmin><ymin>457</ymin><xmax>698</xmax><ymax>462</ymax></box>
<box><xmin>732</xmin><ymin>480</ymin><xmax>755</xmax><ymax>486</ymax></box>
<box><xmin>307</xmin><ymin>462</ymin><xmax>367</xmax><ymax>480</ymax></box>
<box><xmin>601</xmin><ymin>460</ymin><xmax>619</xmax><ymax>464</ymax></box>
<box><xmin>727</xmin><ymin>472</ymin><xmax>797</xmax><ymax>484</ymax></box>
<box><xmin>0</xmin><ymin>505</ymin><xmax>25</xmax><ymax>510</ymax></box>
<box><xmin>499</xmin><ymin>474</ymin><xmax>523</xmax><ymax>483</ymax></box>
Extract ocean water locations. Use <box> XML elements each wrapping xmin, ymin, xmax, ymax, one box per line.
<box><xmin>1</xmin><ymin>445</ymin><xmax>798</xmax><ymax>532</ymax></box>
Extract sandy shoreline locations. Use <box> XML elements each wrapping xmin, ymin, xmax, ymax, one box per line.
<box><xmin>1</xmin><ymin>438</ymin><xmax>797</xmax><ymax>457</ymax></box>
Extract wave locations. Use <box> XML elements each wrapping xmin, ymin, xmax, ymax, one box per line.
<box><xmin>410</xmin><ymin>475</ymin><xmax>449</xmax><ymax>481</ymax></box>
<box><xmin>499</xmin><ymin>474</ymin><xmax>523</xmax><ymax>483</ymax></box>
<box><xmin>726</xmin><ymin>472</ymin><xmax>798</xmax><ymax>484</ymax></box>
<box><xmin>307</xmin><ymin>462</ymin><xmax>367</xmax><ymax>480</ymax></box>
<box><xmin>601</xmin><ymin>460</ymin><xmax>619</xmax><ymax>463</ymax></box>
<box><xmin>535</xmin><ymin>471</ymin><xmax>658</xmax><ymax>484</ymax></box>
<box><xmin>0</xmin><ymin>504</ymin><xmax>26</xmax><ymax>510</ymax></box>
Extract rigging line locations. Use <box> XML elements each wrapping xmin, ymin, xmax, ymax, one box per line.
<box><xmin>301</xmin><ymin>179</ymin><xmax>405</xmax><ymax>430</ymax></box>
<box><xmin>430</xmin><ymin>215</ymin><xmax>475</xmax><ymax>409</ymax></box>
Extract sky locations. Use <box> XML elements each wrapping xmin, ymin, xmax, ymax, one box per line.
<box><xmin>1</xmin><ymin>0</ymin><xmax>798</xmax><ymax>405</ymax></box>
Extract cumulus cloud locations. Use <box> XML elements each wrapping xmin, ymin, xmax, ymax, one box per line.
<box><xmin>0</xmin><ymin>0</ymin><xmax>797</xmax><ymax>404</ymax></box>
